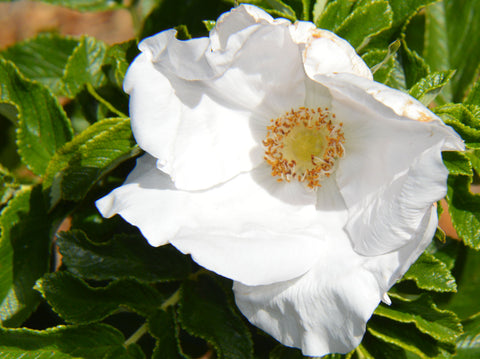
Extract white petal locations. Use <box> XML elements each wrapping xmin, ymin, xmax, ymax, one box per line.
<box><xmin>233</xmin><ymin>206</ymin><xmax>437</xmax><ymax>357</ymax></box>
<box><xmin>345</xmin><ymin>143</ymin><xmax>447</xmax><ymax>255</ymax></box>
<box><xmin>124</xmin><ymin>9</ymin><xmax>308</xmax><ymax>190</ymax></box>
<box><xmin>96</xmin><ymin>155</ymin><xmax>347</xmax><ymax>286</ymax></box>
<box><xmin>290</xmin><ymin>25</ymin><xmax>372</xmax><ymax>80</ymax></box>
<box><xmin>210</xmin><ymin>4</ymin><xmax>288</xmax><ymax>51</ymax></box>
<box><xmin>233</xmin><ymin>229</ymin><xmax>382</xmax><ymax>356</ymax></box>
<box><xmin>309</xmin><ymin>73</ymin><xmax>463</xmax><ymax>254</ymax></box>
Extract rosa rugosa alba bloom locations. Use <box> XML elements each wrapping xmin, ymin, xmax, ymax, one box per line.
<box><xmin>96</xmin><ymin>4</ymin><xmax>464</xmax><ymax>357</ymax></box>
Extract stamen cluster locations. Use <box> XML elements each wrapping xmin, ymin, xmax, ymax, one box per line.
<box><xmin>263</xmin><ymin>107</ymin><xmax>345</xmax><ymax>189</ymax></box>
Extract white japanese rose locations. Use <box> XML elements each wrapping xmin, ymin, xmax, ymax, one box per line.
<box><xmin>96</xmin><ymin>4</ymin><xmax>464</xmax><ymax>357</ymax></box>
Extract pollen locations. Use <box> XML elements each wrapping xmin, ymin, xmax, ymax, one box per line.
<box><xmin>263</xmin><ymin>107</ymin><xmax>345</xmax><ymax>189</ymax></box>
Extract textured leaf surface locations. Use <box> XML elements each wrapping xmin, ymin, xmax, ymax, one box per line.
<box><xmin>368</xmin><ymin>0</ymin><xmax>437</xmax><ymax>49</ymax></box>
<box><xmin>57</xmin><ymin>230</ymin><xmax>191</xmax><ymax>282</ymax></box>
<box><xmin>149</xmin><ymin>308</ymin><xmax>183</xmax><ymax>359</ymax></box>
<box><xmin>435</xmin><ymin>104</ymin><xmax>480</xmax><ymax>149</ymax></box>
<box><xmin>0</xmin><ymin>186</ymin><xmax>52</xmax><ymax>327</ymax></box>
<box><xmin>374</xmin><ymin>294</ymin><xmax>462</xmax><ymax>344</ymax></box>
<box><xmin>104</xmin><ymin>40</ymin><xmax>137</xmax><ymax>89</ymax></box>
<box><xmin>446</xmin><ymin>175</ymin><xmax>480</xmax><ymax>250</ymax></box>
<box><xmin>258</xmin><ymin>0</ymin><xmax>297</xmax><ymax>20</ymax></box>
<box><xmin>0</xmin><ymin>34</ymin><xmax>79</xmax><ymax>96</ymax></box>
<box><xmin>442</xmin><ymin>152</ymin><xmax>473</xmax><ymax>177</ymax></box>
<box><xmin>368</xmin><ymin>316</ymin><xmax>453</xmax><ymax>358</ymax></box>
<box><xmin>356</xmin><ymin>333</ymin><xmax>407</xmax><ymax>359</ymax></box>
<box><xmin>178</xmin><ymin>276</ymin><xmax>254</xmax><ymax>359</ymax></box>
<box><xmin>335</xmin><ymin>0</ymin><xmax>392</xmax><ymax>49</ymax></box>
<box><xmin>456</xmin><ymin>313</ymin><xmax>480</xmax><ymax>358</ymax></box>
<box><xmin>43</xmin><ymin>117</ymin><xmax>136</xmax><ymax>206</ymax></box>
<box><xmin>403</xmin><ymin>252</ymin><xmax>457</xmax><ymax>292</ymax></box>
<box><xmin>315</xmin><ymin>0</ymin><xmax>354</xmax><ymax>31</ymax></box>
<box><xmin>0</xmin><ymin>324</ymin><xmax>144</xmax><ymax>359</ymax></box>
<box><xmin>465</xmin><ymin>80</ymin><xmax>480</xmax><ymax>107</ymax></box>
<box><xmin>409</xmin><ymin>70</ymin><xmax>455</xmax><ymax>105</ymax></box>
<box><xmin>36</xmin><ymin>272</ymin><xmax>164</xmax><ymax>324</ymax></box>
<box><xmin>0</xmin><ymin>59</ymin><xmax>73</xmax><ymax>175</ymax></box>
<box><xmin>362</xmin><ymin>44</ymin><xmax>399</xmax><ymax>85</ymax></box>
<box><xmin>63</xmin><ymin>37</ymin><xmax>108</xmax><ymax>98</ymax></box>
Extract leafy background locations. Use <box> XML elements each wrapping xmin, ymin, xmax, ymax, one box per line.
<box><xmin>0</xmin><ymin>0</ymin><xmax>480</xmax><ymax>358</ymax></box>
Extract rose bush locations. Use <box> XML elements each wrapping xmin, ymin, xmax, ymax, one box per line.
<box><xmin>96</xmin><ymin>4</ymin><xmax>464</xmax><ymax>356</ymax></box>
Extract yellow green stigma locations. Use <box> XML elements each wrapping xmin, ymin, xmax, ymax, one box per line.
<box><xmin>263</xmin><ymin>107</ymin><xmax>345</xmax><ymax>189</ymax></box>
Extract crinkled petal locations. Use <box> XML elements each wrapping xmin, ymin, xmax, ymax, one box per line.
<box><xmin>289</xmin><ymin>22</ymin><xmax>372</xmax><ymax>80</ymax></box>
<box><xmin>233</xmin><ymin>206</ymin><xmax>437</xmax><ymax>357</ymax></box>
<box><xmin>311</xmin><ymin>73</ymin><xmax>463</xmax><ymax>254</ymax></box>
<box><xmin>345</xmin><ymin>143</ymin><xmax>448</xmax><ymax>255</ymax></box>
<box><xmin>210</xmin><ymin>4</ymin><xmax>289</xmax><ymax>51</ymax></box>
<box><xmin>125</xmin><ymin>7</ymin><xmax>309</xmax><ymax>190</ymax></box>
<box><xmin>96</xmin><ymin>154</ymin><xmax>346</xmax><ymax>286</ymax></box>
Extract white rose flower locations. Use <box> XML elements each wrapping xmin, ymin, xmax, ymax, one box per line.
<box><xmin>96</xmin><ymin>4</ymin><xmax>464</xmax><ymax>356</ymax></box>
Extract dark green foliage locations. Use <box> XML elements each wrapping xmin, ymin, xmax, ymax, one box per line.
<box><xmin>0</xmin><ymin>0</ymin><xmax>479</xmax><ymax>358</ymax></box>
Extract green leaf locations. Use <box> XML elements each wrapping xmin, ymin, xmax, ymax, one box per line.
<box><xmin>63</xmin><ymin>36</ymin><xmax>109</xmax><ymax>98</ymax></box>
<box><xmin>335</xmin><ymin>0</ymin><xmax>393</xmax><ymax>50</ymax></box>
<box><xmin>104</xmin><ymin>40</ymin><xmax>137</xmax><ymax>90</ymax></box>
<box><xmin>0</xmin><ymin>186</ymin><xmax>52</xmax><ymax>327</ymax></box>
<box><xmin>0</xmin><ymin>165</ymin><xmax>17</xmax><ymax>206</ymax></box>
<box><xmin>375</xmin><ymin>294</ymin><xmax>462</xmax><ymax>344</ymax></box>
<box><xmin>409</xmin><ymin>70</ymin><xmax>455</xmax><ymax>105</ymax></box>
<box><xmin>0</xmin><ymin>33</ymin><xmax>79</xmax><ymax>96</ymax></box>
<box><xmin>37</xmin><ymin>0</ymin><xmax>124</xmax><ymax>11</ymax></box>
<box><xmin>387</xmin><ymin>56</ymin><xmax>408</xmax><ymax>91</ymax></box>
<box><xmin>367</xmin><ymin>0</ymin><xmax>437</xmax><ymax>50</ymax></box>
<box><xmin>424</xmin><ymin>0</ymin><xmax>480</xmax><ymax>102</ymax></box>
<box><xmin>0</xmin><ymin>324</ymin><xmax>144</xmax><ymax>359</ymax></box>
<box><xmin>435</xmin><ymin>104</ymin><xmax>480</xmax><ymax>149</ymax></box>
<box><xmin>442</xmin><ymin>152</ymin><xmax>473</xmax><ymax>177</ymax></box>
<box><xmin>149</xmin><ymin>308</ymin><xmax>184</xmax><ymax>359</ymax></box>
<box><xmin>444</xmin><ymin>248</ymin><xmax>480</xmax><ymax>321</ymax></box>
<box><xmin>43</xmin><ymin>117</ymin><xmax>137</xmax><ymax>206</ymax></box>
<box><xmin>388</xmin><ymin>0</ymin><xmax>437</xmax><ymax>32</ymax></box>
<box><xmin>0</xmin><ymin>59</ymin><xmax>73</xmax><ymax>175</ymax></box>
<box><xmin>269</xmin><ymin>345</ymin><xmax>306</xmax><ymax>358</ymax></box>
<box><xmin>426</xmin><ymin>235</ymin><xmax>460</xmax><ymax>272</ymax></box>
<box><xmin>174</xmin><ymin>25</ymin><xmax>192</xmax><ymax>41</ymax></box>
<box><xmin>357</xmin><ymin>332</ymin><xmax>408</xmax><ymax>359</ymax></box>
<box><xmin>178</xmin><ymin>276</ymin><xmax>254</xmax><ymax>359</ymax></box>
<box><xmin>424</xmin><ymin>2</ymin><xmax>452</xmax><ymax>103</ymax></box>
<box><xmin>465</xmin><ymin>80</ymin><xmax>480</xmax><ymax>107</ymax></box>
<box><xmin>368</xmin><ymin>316</ymin><xmax>453</xmax><ymax>358</ymax></box>
<box><xmin>455</xmin><ymin>313</ymin><xmax>480</xmax><ymax>358</ymax></box>
<box><xmin>259</xmin><ymin>0</ymin><xmax>297</xmax><ymax>20</ymax></box>
<box><xmin>401</xmin><ymin>41</ymin><xmax>430</xmax><ymax>89</ymax></box>
<box><xmin>446</xmin><ymin>175</ymin><xmax>480</xmax><ymax>250</ymax></box>
<box><xmin>444</xmin><ymin>0</ymin><xmax>480</xmax><ymax>102</ymax></box>
<box><xmin>35</xmin><ymin>272</ymin><xmax>164</xmax><ymax>324</ymax></box>
<box><xmin>403</xmin><ymin>252</ymin><xmax>457</xmax><ymax>292</ymax></box>
<box><xmin>140</xmin><ymin>0</ymin><xmax>232</xmax><ymax>39</ymax></box>
<box><xmin>465</xmin><ymin>150</ymin><xmax>480</xmax><ymax>175</ymax></box>
<box><xmin>312</xmin><ymin>0</ymin><xmax>329</xmax><ymax>25</ymax></box>
<box><xmin>315</xmin><ymin>0</ymin><xmax>354</xmax><ymax>31</ymax></box>
<box><xmin>57</xmin><ymin>230</ymin><xmax>191</xmax><ymax>282</ymax></box>
<box><xmin>203</xmin><ymin>20</ymin><xmax>216</xmax><ymax>31</ymax></box>
<box><xmin>362</xmin><ymin>40</ymin><xmax>401</xmax><ymax>85</ymax></box>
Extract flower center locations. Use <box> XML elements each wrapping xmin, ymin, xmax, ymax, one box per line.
<box><xmin>263</xmin><ymin>107</ymin><xmax>345</xmax><ymax>189</ymax></box>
